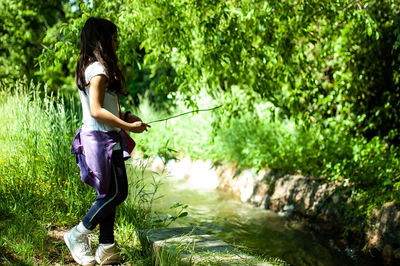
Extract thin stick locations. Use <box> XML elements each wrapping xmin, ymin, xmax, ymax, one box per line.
<box><xmin>147</xmin><ymin>104</ymin><xmax>223</xmax><ymax>124</ymax></box>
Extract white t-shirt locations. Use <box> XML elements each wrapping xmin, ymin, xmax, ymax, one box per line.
<box><xmin>79</xmin><ymin>62</ymin><xmax>121</xmax><ymax>149</ymax></box>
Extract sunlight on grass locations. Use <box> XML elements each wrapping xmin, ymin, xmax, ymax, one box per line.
<box><xmin>0</xmin><ymin>81</ymin><xmax>175</xmax><ymax>265</ymax></box>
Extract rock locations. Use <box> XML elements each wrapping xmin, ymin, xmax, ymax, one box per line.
<box><xmin>249</xmin><ymin>171</ymin><xmax>269</xmax><ymax>207</ymax></box>
<box><xmin>283</xmin><ymin>204</ymin><xmax>294</xmax><ymax>212</ymax></box>
<box><xmin>278</xmin><ymin>204</ymin><xmax>294</xmax><ymax>217</ymax></box>
<box><xmin>237</xmin><ymin>169</ymin><xmax>256</xmax><ymax>202</ymax></box>
<box><xmin>264</xmin><ymin>195</ymin><xmax>271</xmax><ymax>209</ymax></box>
<box><xmin>138</xmin><ymin>227</ymin><xmax>272</xmax><ymax>265</ymax></box>
<box><xmin>366</xmin><ymin>202</ymin><xmax>400</xmax><ymax>252</ymax></box>
<box><xmin>216</xmin><ymin>163</ymin><xmax>239</xmax><ymax>195</ymax></box>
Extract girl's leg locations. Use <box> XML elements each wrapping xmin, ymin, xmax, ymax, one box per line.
<box><xmin>82</xmin><ymin>149</ymin><xmax>128</xmax><ymax>234</ymax></box>
<box><xmin>65</xmin><ymin>150</ymin><xmax>128</xmax><ymax>265</ymax></box>
<box><xmin>99</xmin><ymin>208</ymin><xmax>115</xmax><ymax>244</ymax></box>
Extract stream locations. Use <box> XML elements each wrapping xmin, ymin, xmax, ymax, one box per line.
<box><xmin>141</xmin><ymin>168</ymin><xmax>376</xmax><ymax>265</ymax></box>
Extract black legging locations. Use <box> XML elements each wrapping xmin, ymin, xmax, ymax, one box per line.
<box><xmin>82</xmin><ymin>149</ymin><xmax>128</xmax><ymax>244</ymax></box>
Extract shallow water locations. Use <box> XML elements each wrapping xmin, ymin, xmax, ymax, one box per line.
<box><xmin>144</xmin><ymin>173</ymin><xmax>371</xmax><ymax>265</ymax></box>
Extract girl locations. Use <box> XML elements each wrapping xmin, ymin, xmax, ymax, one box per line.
<box><xmin>66</xmin><ymin>17</ymin><xmax>150</xmax><ymax>265</ymax></box>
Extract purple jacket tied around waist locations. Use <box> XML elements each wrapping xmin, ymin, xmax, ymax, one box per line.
<box><xmin>71</xmin><ymin>128</ymin><xmax>131</xmax><ymax>199</ymax></box>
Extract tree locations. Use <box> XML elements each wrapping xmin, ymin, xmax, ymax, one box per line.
<box><xmin>37</xmin><ymin>0</ymin><xmax>400</xmax><ymax>144</ymax></box>
<box><xmin>0</xmin><ymin>0</ymin><xmax>65</xmax><ymax>81</ymax></box>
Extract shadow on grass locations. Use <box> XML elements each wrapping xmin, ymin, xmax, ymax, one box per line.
<box><xmin>0</xmin><ymin>246</ymin><xmax>30</xmax><ymax>266</ymax></box>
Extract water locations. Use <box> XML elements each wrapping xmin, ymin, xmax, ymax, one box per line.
<box><xmin>146</xmin><ymin>173</ymin><xmax>366</xmax><ymax>265</ymax></box>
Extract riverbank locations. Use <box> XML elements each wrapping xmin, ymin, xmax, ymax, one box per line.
<box><xmin>147</xmin><ymin>155</ymin><xmax>400</xmax><ymax>265</ymax></box>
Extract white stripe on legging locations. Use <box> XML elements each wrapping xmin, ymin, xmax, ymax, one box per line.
<box><xmin>89</xmin><ymin>161</ymin><xmax>119</xmax><ymax>224</ymax></box>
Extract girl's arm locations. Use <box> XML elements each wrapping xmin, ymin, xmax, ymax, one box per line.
<box><xmin>89</xmin><ymin>75</ymin><xmax>150</xmax><ymax>133</ymax></box>
<box><xmin>121</xmin><ymin>112</ymin><xmax>143</xmax><ymax>123</ymax></box>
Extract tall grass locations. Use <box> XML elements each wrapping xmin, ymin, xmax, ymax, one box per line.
<box><xmin>0</xmin><ymin>81</ymin><xmax>91</xmax><ymax>263</ymax></box>
<box><xmin>0</xmin><ymin>81</ymin><xmax>172</xmax><ymax>265</ymax></box>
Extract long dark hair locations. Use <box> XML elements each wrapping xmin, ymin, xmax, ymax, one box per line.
<box><xmin>75</xmin><ymin>17</ymin><xmax>125</xmax><ymax>94</ymax></box>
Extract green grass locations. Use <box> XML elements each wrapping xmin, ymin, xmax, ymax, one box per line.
<box><xmin>0</xmin><ymin>81</ymin><xmax>177</xmax><ymax>265</ymax></box>
<box><xmin>0</xmin><ymin>81</ymin><xmax>89</xmax><ymax>263</ymax></box>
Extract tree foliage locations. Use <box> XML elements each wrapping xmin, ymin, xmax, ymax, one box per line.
<box><xmin>34</xmin><ymin>0</ymin><xmax>400</xmax><ymax>144</ymax></box>
<box><xmin>0</xmin><ymin>0</ymin><xmax>65</xmax><ymax>81</ymax></box>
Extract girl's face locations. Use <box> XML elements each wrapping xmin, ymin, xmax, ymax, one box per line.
<box><xmin>112</xmin><ymin>32</ymin><xmax>118</xmax><ymax>51</ymax></box>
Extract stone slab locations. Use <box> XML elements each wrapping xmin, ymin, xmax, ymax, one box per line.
<box><xmin>138</xmin><ymin>227</ymin><xmax>272</xmax><ymax>265</ymax></box>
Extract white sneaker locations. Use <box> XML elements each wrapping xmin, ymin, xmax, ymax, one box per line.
<box><xmin>95</xmin><ymin>243</ymin><xmax>121</xmax><ymax>265</ymax></box>
<box><xmin>64</xmin><ymin>226</ymin><xmax>95</xmax><ymax>266</ymax></box>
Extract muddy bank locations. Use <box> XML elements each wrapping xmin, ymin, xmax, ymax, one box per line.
<box><xmin>147</xmin><ymin>155</ymin><xmax>400</xmax><ymax>265</ymax></box>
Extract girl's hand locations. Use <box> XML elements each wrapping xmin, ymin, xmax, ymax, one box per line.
<box><xmin>128</xmin><ymin>121</ymin><xmax>151</xmax><ymax>133</ymax></box>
